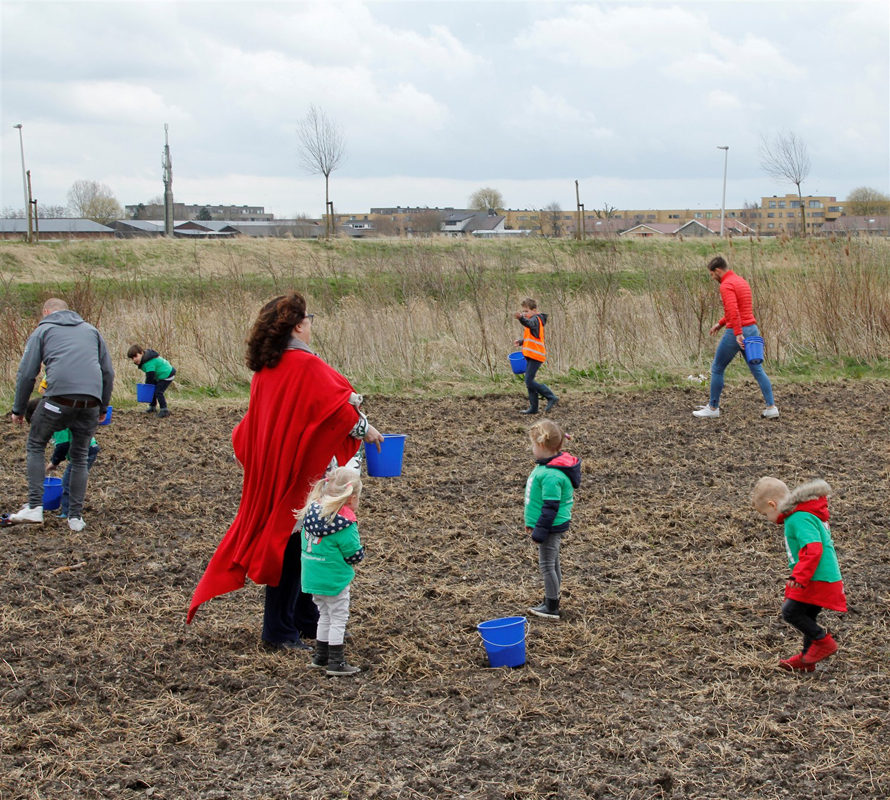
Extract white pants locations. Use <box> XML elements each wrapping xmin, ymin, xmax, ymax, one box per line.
<box><xmin>313</xmin><ymin>585</ymin><xmax>351</xmax><ymax>646</ymax></box>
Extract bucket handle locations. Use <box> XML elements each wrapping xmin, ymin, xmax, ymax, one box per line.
<box><xmin>478</xmin><ymin>619</ymin><xmax>528</xmax><ymax>649</ymax></box>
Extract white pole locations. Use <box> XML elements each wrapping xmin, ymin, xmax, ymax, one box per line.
<box><xmin>13</xmin><ymin>124</ymin><xmax>31</xmax><ymax>242</ymax></box>
<box><xmin>717</xmin><ymin>145</ymin><xmax>729</xmax><ymax>237</ymax></box>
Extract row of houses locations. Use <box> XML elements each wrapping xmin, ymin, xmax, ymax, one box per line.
<box><xmin>2</xmin><ymin>208</ymin><xmax>888</xmax><ymax>241</ymax></box>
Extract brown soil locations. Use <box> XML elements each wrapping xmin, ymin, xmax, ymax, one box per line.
<box><xmin>2</xmin><ymin>382</ymin><xmax>889</xmax><ymax>799</ymax></box>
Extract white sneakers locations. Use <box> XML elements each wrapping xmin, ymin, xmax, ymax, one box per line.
<box><xmin>67</xmin><ymin>517</ymin><xmax>86</xmax><ymax>532</ymax></box>
<box><xmin>10</xmin><ymin>504</ymin><xmax>44</xmax><ymax>523</ymax></box>
<box><xmin>693</xmin><ymin>405</ymin><xmax>780</xmax><ymax>419</ymax></box>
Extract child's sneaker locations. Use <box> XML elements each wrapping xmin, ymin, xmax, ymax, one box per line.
<box><xmin>57</xmin><ymin>512</ymin><xmax>68</xmax><ymax>520</ymax></box>
<box><xmin>801</xmin><ymin>633</ymin><xmax>838</xmax><ymax>665</ymax></box>
<box><xmin>9</xmin><ymin>504</ymin><xmax>44</xmax><ymax>524</ymax></box>
<box><xmin>778</xmin><ymin>653</ymin><xmax>815</xmax><ymax>672</ymax></box>
<box><xmin>528</xmin><ymin>599</ymin><xmax>560</xmax><ymax>620</ymax></box>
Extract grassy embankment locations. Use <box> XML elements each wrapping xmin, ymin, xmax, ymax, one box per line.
<box><xmin>1</xmin><ymin>235</ymin><xmax>889</xmax><ymax>408</ymax></box>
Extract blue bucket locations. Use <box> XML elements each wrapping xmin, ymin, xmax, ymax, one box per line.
<box><xmin>43</xmin><ymin>477</ymin><xmax>63</xmax><ymax>511</ymax></box>
<box><xmin>99</xmin><ymin>405</ymin><xmax>112</xmax><ymax>425</ymax></box>
<box><xmin>743</xmin><ymin>335</ymin><xmax>764</xmax><ymax>365</ymax></box>
<box><xmin>136</xmin><ymin>383</ymin><xmax>155</xmax><ymax>403</ymax></box>
<box><xmin>477</xmin><ymin>615</ymin><xmax>527</xmax><ymax>668</ymax></box>
<box><xmin>365</xmin><ymin>434</ymin><xmax>407</xmax><ymax>477</ymax></box>
<box><xmin>509</xmin><ymin>351</ymin><xmax>527</xmax><ymax>374</ymax></box>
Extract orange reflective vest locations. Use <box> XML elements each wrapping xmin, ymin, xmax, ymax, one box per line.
<box><xmin>521</xmin><ymin>316</ymin><xmax>547</xmax><ymax>363</ymax></box>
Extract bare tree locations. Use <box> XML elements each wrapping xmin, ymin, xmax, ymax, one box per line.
<box><xmin>39</xmin><ymin>204</ymin><xmax>70</xmax><ymax>218</ymax></box>
<box><xmin>67</xmin><ymin>180</ymin><xmax>123</xmax><ymax>224</ymax></box>
<box><xmin>410</xmin><ymin>209</ymin><xmax>445</xmax><ymax>236</ymax></box>
<box><xmin>759</xmin><ymin>131</ymin><xmax>811</xmax><ymax>236</ymax></box>
<box><xmin>845</xmin><ymin>186</ymin><xmax>890</xmax><ymax>216</ymax></box>
<box><xmin>297</xmin><ymin>105</ymin><xmax>345</xmax><ymax>237</ymax></box>
<box><xmin>594</xmin><ymin>203</ymin><xmax>618</xmax><ymax>219</ymax></box>
<box><xmin>543</xmin><ymin>202</ymin><xmax>563</xmax><ymax>237</ymax></box>
<box><xmin>468</xmin><ymin>187</ymin><xmax>504</xmax><ymax>211</ymax></box>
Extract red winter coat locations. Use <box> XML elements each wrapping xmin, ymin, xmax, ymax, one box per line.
<box><xmin>187</xmin><ymin>349</ymin><xmax>361</xmax><ymax>623</ymax></box>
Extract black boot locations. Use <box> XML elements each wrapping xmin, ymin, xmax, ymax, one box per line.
<box><xmin>326</xmin><ymin>643</ymin><xmax>360</xmax><ymax>676</ymax></box>
<box><xmin>519</xmin><ymin>407</ymin><xmax>538</xmax><ymax>415</ymax></box>
<box><xmin>544</xmin><ymin>396</ymin><xmax>558</xmax><ymax>413</ymax></box>
<box><xmin>528</xmin><ymin>597</ymin><xmax>560</xmax><ymax>620</ymax></box>
<box><xmin>310</xmin><ymin>640</ymin><xmax>329</xmax><ymax>668</ymax></box>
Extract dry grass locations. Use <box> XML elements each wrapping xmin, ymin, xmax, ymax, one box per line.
<box><xmin>1</xmin><ymin>236</ymin><xmax>889</xmax><ymax>397</ymax></box>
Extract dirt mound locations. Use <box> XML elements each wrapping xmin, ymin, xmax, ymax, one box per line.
<box><xmin>2</xmin><ymin>382</ymin><xmax>888</xmax><ymax>799</ymax></box>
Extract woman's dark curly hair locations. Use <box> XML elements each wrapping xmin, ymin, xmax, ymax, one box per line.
<box><xmin>245</xmin><ymin>292</ymin><xmax>307</xmax><ymax>371</ymax></box>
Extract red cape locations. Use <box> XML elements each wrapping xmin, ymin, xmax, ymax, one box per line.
<box><xmin>187</xmin><ymin>349</ymin><xmax>360</xmax><ymax>623</ymax></box>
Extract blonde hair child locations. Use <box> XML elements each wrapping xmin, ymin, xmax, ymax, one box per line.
<box><xmin>751</xmin><ymin>476</ymin><xmax>846</xmax><ymax>671</ymax></box>
<box><xmin>524</xmin><ymin>418</ymin><xmax>581</xmax><ymax>620</ymax></box>
<box><xmin>298</xmin><ymin>467</ymin><xmax>365</xmax><ymax>676</ymax></box>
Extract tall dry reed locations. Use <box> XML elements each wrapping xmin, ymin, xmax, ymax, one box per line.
<box><xmin>1</xmin><ymin>236</ymin><xmax>888</xmax><ymax>400</ymax></box>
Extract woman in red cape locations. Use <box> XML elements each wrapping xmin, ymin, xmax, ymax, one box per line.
<box><xmin>187</xmin><ymin>293</ymin><xmax>382</xmax><ymax>649</ymax></box>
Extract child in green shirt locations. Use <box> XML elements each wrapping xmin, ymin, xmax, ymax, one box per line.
<box><xmin>298</xmin><ymin>466</ymin><xmax>365</xmax><ymax>677</ymax></box>
<box><xmin>128</xmin><ymin>345</ymin><xmax>176</xmax><ymax>418</ymax></box>
<box><xmin>524</xmin><ymin>419</ymin><xmax>581</xmax><ymax>620</ymax></box>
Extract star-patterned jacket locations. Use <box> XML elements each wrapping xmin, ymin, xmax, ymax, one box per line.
<box><xmin>300</xmin><ymin>501</ymin><xmax>365</xmax><ymax>596</ymax></box>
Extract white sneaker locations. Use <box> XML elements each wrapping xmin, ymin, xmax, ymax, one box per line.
<box><xmin>10</xmin><ymin>504</ymin><xmax>44</xmax><ymax>524</ymax></box>
<box><xmin>692</xmin><ymin>406</ymin><xmax>720</xmax><ymax>418</ymax></box>
<box><xmin>762</xmin><ymin>406</ymin><xmax>780</xmax><ymax>419</ymax></box>
<box><xmin>67</xmin><ymin>517</ymin><xmax>86</xmax><ymax>532</ymax></box>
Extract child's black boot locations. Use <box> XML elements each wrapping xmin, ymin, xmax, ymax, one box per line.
<box><xmin>310</xmin><ymin>640</ymin><xmax>329</xmax><ymax>669</ymax></box>
<box><xmin>326</xmin><ymin>644</ymin><xmax>360</xmax><ymax>676</ymax></box>
<box><xmin>528</xmin><ymin>597</ymin><xmax>560</xmax><ymax>620</ymax></box>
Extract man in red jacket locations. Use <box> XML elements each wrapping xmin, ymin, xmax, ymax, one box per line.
<box><xmin>693</xmin><ymin>256</ymin><xmax>779</xmax><ymax>419</ymax></box>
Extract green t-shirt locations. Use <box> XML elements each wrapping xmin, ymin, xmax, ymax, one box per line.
<box><xmin>140</xmin><ymin>355</ymin><xmax>174</xmax><ymax>381</ymax></box>
<box><xmin>52</xmin><ymin>428</ymin><xmax>98</xmax><ymax>454</ymax></box>
<box><xmin>524</xmin><ymin>464</ymin><xmax>574</xmax><ymax>528</ymax></box>
<box><xmin>784</xmin><ymin>511</ymin><xmax>842</xmax><ymax>582</ymax></box>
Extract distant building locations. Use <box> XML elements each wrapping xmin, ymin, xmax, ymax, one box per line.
<box><xmin>124</xmin><ymin>203</ymin><xmax>274</xmax><ymax>221</ymax></box>
<box><xmin>820</xmin><ymin>215</ymin><xmax>889</xmax><ymax>237</ymax></box>
<box><xmin>0</xmin><ymin>218</ymin><xmax>115</xmax><ymax>240</ymax></box>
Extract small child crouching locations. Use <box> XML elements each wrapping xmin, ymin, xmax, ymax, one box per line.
<box><xmin>298</xmin><ymin>466</ymin><xmax>365</xmax><ymax>676</ymax></box>
<box><xmin>752</xmin><ymin>477</ymin><xmax>847</xmax><ymax>671</ymax></box>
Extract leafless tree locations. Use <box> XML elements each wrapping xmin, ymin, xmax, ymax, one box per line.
<box><xmin>594</xmin><ymin>203</ymin><xmax>618</xmax><ymax>219</ymax></box>
<box><xmin>759</xmin><ymin>131</ymin><xmax>811</xmax><ymax>236</ymax></box>
<box><xmin>845</xmin><ymin>186</ymin><xmax>890</xmax><ymax>216</ymax></box>
<box><xmin>468</xmin><ymin>187</ymin><xmax>504</xmax><ymax>211</ymax></box>
<box><xmin>410</xmin><ymin>209</ymin><xmax>445</xmax><ymax>236</ymax></box>
<box><xmin>543</xmin><ymin>202</ymin><xmax>563</xmax><ymax>237</ymax></box>
<box><xmin>297</xmin><ymin>105</ymin><xmax>345</xmax><ymax>237</ymax></box>
<box><xmin>67</xmin><ymin>180</ymin><xmax>123</xmax><ymax>224</ymax></box>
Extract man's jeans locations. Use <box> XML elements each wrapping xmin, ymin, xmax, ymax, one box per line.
<box><xmin>709</xmin><ymin>324</ymin><xmax>775</xmax><ymax>408</ymax></box>
<box><xmin>28</xmin><ymin>397</ymin><xmax>99</xmax><ymax>519</ymax></box>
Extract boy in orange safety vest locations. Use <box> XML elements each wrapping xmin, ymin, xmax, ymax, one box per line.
<box><xmin>513</xmin><ymin>298</ymin><xmax>558</xmax><ymax>415</ymax></box>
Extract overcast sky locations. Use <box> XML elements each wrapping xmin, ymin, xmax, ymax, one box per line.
<box><xmin>2</xmin><ymin>0</ymin><xmax>888</xmax><ymax>218</ymax></box>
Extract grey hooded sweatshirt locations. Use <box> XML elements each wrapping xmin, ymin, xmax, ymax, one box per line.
<box><xmin>13</xmin><ymin>310</ymin><xmax>115</xmax><ymax>415</ymax></box>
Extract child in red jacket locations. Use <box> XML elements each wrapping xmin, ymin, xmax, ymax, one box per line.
<box><xmin>752</xmin><ymin>477</ymin><xmax>846</xmax><ymax>671</ymax></box>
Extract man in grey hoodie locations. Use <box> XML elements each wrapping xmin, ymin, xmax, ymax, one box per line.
<box><xmin>10</xmin><ymin>298</ymin><xmax>114</xmax><ymax>531</ymax></box>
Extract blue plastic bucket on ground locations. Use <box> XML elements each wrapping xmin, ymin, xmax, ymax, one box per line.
<box><xmin>43</xmin><ymin>477</ymin><xmax>63</xmax><ymax>511</ymax></box>
<box><xmin>743</xmin><ymin>335</ymin><xmax>764</xmax><ymax>365</ymax></box>
<box><xmin>136</xmin><ymin>383</ymin><xmax>155</xmax><ymax>403</ymax></box>
<box><xmin>99</xmin><ymin>405</ymin><xmax>112</xmax><ymax>425</ymax></box>
<box><xmin>477</xmin><ymin>615</ymin><xmax>527</xmax><ymax>668</ymax></box>
<box><xmin>365</xmin><ymin>434</ymin><xmax>407</xmax><ymax>477</ymax></box>
<box><xmin>509</xmin><ymin>351</ymin><xmax>527</xmax><ymax>374</ymax></box>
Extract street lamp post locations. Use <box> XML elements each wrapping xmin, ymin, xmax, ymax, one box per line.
<box><xmin>13</xmin><ymin>124</ymin><xmax>32</xmax><ymax>243</ymax></box>
<box><xmin>717</xmin><ymin>145</ymin><xmax>729</xmax><ymax>238</ymax></box>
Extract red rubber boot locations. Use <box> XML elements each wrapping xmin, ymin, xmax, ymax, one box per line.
<box><xmin>801</xmin><ymin>633</ymin><xmax>838</xmax><ymax>665</ymax></box>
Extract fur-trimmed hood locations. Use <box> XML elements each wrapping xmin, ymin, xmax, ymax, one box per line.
<box><xmin>778</xmin><ymin>479</ymin><xmax>832</xmax><ymax>516</ymax></box>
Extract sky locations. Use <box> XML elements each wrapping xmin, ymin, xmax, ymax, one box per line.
<box><xmin>2</xmin><ymin>0</ymin><xmax>888</xmax><ymax>219</ymax></box>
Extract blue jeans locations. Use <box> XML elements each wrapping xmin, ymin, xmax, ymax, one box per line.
<box><xmin>525</xmin><ymin>358</ymin><xmax>556</xmax><ymax>412</ymax></box>
<box><xmin>709</xmin><ymin>324</ymin><xmax>774</xmax><ymax>408</ymax></box>
<box><xmin>61</xmin><ymin>446</ymin><xmax>99</xmax><ymax>515</ymax></box>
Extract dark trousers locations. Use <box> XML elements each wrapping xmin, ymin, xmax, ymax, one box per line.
<box><xmin>27</xmin><ymin>397</ymin><xmax>99</xmax><ymax>519</ymax></box>
<box><xmin>781</xmin><ymin>598</ymin><xmax>826</xmax><ymax>654</ymax></box>
<box><xmin>149</xmin><ymin>370</ymin><xmax>175</xmax><ymax>410</ymax></box>
<box><xmin>262</xmin><ymin>532</ymin><xmax>318</xmax><ymax>644</ymax></box>
<box><xmin>525</xmin><ymin>358</ymin><xmax>555</xmax><ymax>412</ymax></box>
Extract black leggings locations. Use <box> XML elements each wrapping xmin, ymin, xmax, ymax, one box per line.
<box><xmin>781</xmin><ymin>598</ymin><xmax>826</xmax><ymax>653</ymax></box>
